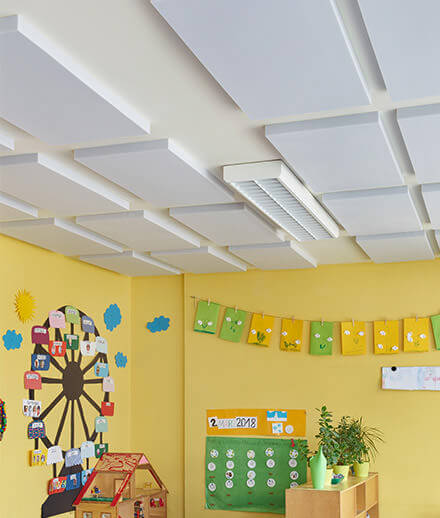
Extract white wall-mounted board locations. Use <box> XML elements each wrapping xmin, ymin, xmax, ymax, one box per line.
<box><xmin>356</xmin><ymin>231</ymin><xmax>434</xmax><ymax>263</ymax></box>
<box><xmin>0</xmin><ymin>217</ymin><xmax>124</xmax><ymax>256</ymax></box>
<box><xmin>77</xmin><ymin>210</ymin><xmax>200</xmax><ymax>252</ymax></box>
<box><xmin>0</xmin><ymin>192</ymin><xmax>38</xmax><ymax>221</ymax></box>
<box><xmin>0</xmin><ymin>153</ymin><xmax>129</xmax><ymax>216</ymax></box>
<box><xmin>397</xmin><ymin>104</ymin><xmax>440</xmax><ymax>184</ymax></box>
<box><xmin>266</xmin><ymin>112</ymin><xmax>403</xmax><ymax>193</ymax></box>
<box><xmin>323</xmin><ymin>186</ymin><xmax>422</xmax><ymax>236</ymax></box>
<box><xmin>74</xmin><ymin>139</ymin><xmax>234</xmax><ymax>207</ymax></box>
<box><xmin>169</xmin><ymin>203</ymin><xmax>283</xmax><ymax>245</ymax></box>
<box><xmin>151</xmin><ymin>0</ymin><xmax>369</xmax><ymax>119</ymax></box>
<box><xmin>229</xmin><ymin>241</ymin><xmax>316</xmax><ymax>270</ymax></box>
<box><xmin>358</xmin><ymin>0</ymin><xmax>440</xmax><ymax>101</ymax></box>
<box><xmin>78</xmin><ymin>250</ymin><xmax>181</xmax><ymax>276</ymax></box>
<box><xmin>0</xmin><ymin>15</ymin><xmax>149</xmax><ymax>144</ymax></box>
<box><xmin>151</xmin><ymin>246</ymin><xmax>247</xmax><ymax>273</ymax></box>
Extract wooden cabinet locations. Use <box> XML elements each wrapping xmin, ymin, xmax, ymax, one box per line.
<box><xmin>285</xmin><ymin>473</ymin><xmax>379</xmax><ymax>518</ymax></box>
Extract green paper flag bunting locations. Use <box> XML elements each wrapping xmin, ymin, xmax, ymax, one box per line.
<box><xmin>310</xmin><ymin>321</ymin><xmax>334</xmax><ymax>355</ymax></box>
<box><xmin>219</xmin><ymin>308</ymin><xmax>248</xmax><ymax>342</ymax></box>
<box><xmin>194</xmin><ymin>301</ymin><xmax>220</xmax><ymax>334</ymax></box>
<box><xmin>431</xmin><ymin>314</ymin><xmax>440</xmax><ymax>350</ymax></box>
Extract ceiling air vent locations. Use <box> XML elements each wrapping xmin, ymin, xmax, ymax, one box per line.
<box><xmin>223</xmin><ymin>161</ymin><xmax>339</xmax><ymax>241</ymax></box>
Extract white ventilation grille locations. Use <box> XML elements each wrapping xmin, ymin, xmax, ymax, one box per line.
<box><xmin>224</xmin><ymin>161</ymin><xmax>339</xmax><ymax>242</ymax></box>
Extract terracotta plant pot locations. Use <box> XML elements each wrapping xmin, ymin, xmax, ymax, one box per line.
<box><xmin>353</xmin><ymin>461</ymin><xmax>370</xmax><ymax>477</ymax></box>
<box><xmin>333</xmin><ymin>464</ymin><xmax>350</xmax><ymax>480</ymax></box>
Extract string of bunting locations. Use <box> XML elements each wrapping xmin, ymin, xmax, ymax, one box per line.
<box><xmin>191</xmin><ymin>295</ymin><xmax>440</xmax><ymax>355</ymax></box>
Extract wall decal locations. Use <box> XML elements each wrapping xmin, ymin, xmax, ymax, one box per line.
<box><xmin>147</xmin><ymin>315</ymin><xmax>170</xmax><ymax>333</ymax></box>
<box><xmin>115</xmin><ymin>352</ymin><xmax>127</xmax><ymax>368</ymax></box>
<box><xmin>15</xmin><ymin>289</ymin><xmax>36</xmax><ymax>323</ymax></box>
<box><xmin>3</xmin><ymin>329</ymin><xmax>23</xmax><ymax>350</ymax></box>
<box><xmin>104</xmin><ymin>303</ymin><xmax>122</xmax><ymax>331</ymax></box>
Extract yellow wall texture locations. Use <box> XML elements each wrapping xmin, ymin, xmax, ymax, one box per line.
<box><xmin>0</xmin><ymin>234</ymin><xmax>132</xmax><ymax>518</ymax></box>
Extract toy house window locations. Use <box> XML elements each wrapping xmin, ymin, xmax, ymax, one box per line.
<box><xmin>101</xmin><ymin>514</ymin><xmax>112</xmax><ymax>518</ymax></box>
<box><xmin>82</xmin><ymin>513</ymin><xmax>92</xmax><ymax>518</ymax></box>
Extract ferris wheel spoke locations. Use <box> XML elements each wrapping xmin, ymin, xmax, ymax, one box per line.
<box><xmin>81</xmin><ymin>355</ymin><xmax>100</xmax><ymax>375</ymax></box>
<box><xmin>39</xmin><ymin>392</ymin><xmax>65</xmax><ymax>420</ymax></box>
<box><xmin>81</xmin><ymin>390</ymin><xmax>101</xmax><ymax>413</ymax></box>
<box><xmin>78</xmin><ymin>352</ymin><xmax>83</xmax><ymax>367</ymax></box>
<box><xmin>83</xmin><ymin>378</ymin><xmax>102</xmax><ymax>384</ymax></box>
<box><xmin>55</xmin><ymin>400</ymin><xmax>70</xmax><ymax>445</ymax></box>
<box><xmin>77</xmin><ymin>398</ymin><xmax>90</xmax><ymax>441</ymax></box>
<box><xmin>70</xmin><ymin>400</ymin><xmax>75</xmax><ymax>449</ymax></box>
<box><xmin>48</xmin><ymin>356</ymin><xmax>64</xmax><ymax>374</ymax></box>
<box><xmin>41</xmin><ymin>377</ymin><xmax>63</xmax><ymax>384</ymax></box>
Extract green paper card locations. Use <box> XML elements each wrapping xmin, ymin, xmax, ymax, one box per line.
<box><xmin>64</xmin><ymin>333</ymin><xmax>79</xmax><ymax>350</ymax></box>
<box><xmin>310</xmin><ymin>321</ymin><xmax>334</xmax><ymax>355</ymax></box>
<box><xmin>219</xmin><ymin>308</ymin><xmax>247</xmax><ymax>342</ymax></box>
<box><xmin>194</xmin><ymin>301</ymin><xmax>220</xmax><ymax>334</ymax></box>
<box><xmin>65</xmin><ymin>306</ymin><xmax>80</xmax><ymax>325</ymax></box>
<box><xmin>431</xmin><ymin>315</ymin><xmax>440</xmax><ymax>350</ymax></box>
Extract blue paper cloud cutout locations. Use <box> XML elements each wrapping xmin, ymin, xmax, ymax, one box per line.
<box><xmin>147</xmin><ymin>316</ymin><xmax>170</xmax><ymax>333</ymax></box>
<box><xmin>104</xmin><ymin>303</ymin><xmax>122</xmax><ymax>331</ymax></box>
<box><xmin>3</xmin><ymin>329</ymin><xmax>23</xmax><ymax>351</ymax></box>
<box><xmin>115</xmin><ymin>352</ymin><xmax>127</xmax><ymax>368</ymax></box>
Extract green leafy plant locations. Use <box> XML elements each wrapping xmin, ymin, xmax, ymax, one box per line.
<box><xmin>350</xmin><ymin>417</ymin><xmax>384</xmax><ymax>463</ymax></box>
<box><xmin>334</xmin><ymin>416</ymin><xmax>359</xmax><ymax>466</ymax></box>
<box><xmin>315</xmin><ymin>405</ymin><xmax>340</xmax><ymax>467</ymax></box>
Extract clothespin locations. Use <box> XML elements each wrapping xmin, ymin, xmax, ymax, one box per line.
<box><xmin>292</xmin><ymin>316</ymin><xmax>295</xmax><ymax>324</ymax></box>
<box><xmin>352</xmin><ymin>318</ymin><xmax>355</xmax><ymax>327</ymax></box>
<box><xmin>321</xmin><ymin>318</ymin><xmax>323</xmax><ymax>326</ymax></box>
<box><xmin>208</xmin><ymin>298</ymin><xmax>210</xmax><ymax>306</ymax></box>
<box><xmin>262</xmin><ymin>312</ymin><xmax>265</xmax><ymax>319</ymax></box>
<box><xmin>235</xmin><ymin>305</ymin><xmax>237</xmax><ymax>313</ymax></box>
<box><xmin>416</xmin><ymin>314</ymin><xmax>418</xmax><ymax>321</ymax></box>
<box><xmin>291</xmin><ymin>438</ymin><xmax>295</xmax><ymax>448</ymax></box>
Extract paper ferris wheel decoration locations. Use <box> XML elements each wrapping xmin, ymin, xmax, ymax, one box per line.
<box><xmin>26</xmin><ymin>305</ymin><xmax>115</xmax><ymax>518</ymax></box>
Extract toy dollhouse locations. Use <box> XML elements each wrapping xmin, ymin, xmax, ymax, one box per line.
<box><xmin>73</xmin><ymin>453</ymin><xmax>167</xmax><ymax>518</ymax></box>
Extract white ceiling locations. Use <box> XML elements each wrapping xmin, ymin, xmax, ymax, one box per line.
<box><xmin>1</xmin><ymin>1</ymin><xmax>440</xmax><ymax>274</ymax></box>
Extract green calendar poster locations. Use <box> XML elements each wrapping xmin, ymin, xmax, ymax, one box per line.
<box><xmin>205</xmin><ymin>436</ymin><xmax>307</xmax><ymax>514</ymax></box>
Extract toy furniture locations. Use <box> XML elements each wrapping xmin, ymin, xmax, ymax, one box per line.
<box><xmin>74</xmin><ymin>453</ymin><xmax>167</xmax><ymax>518</ymax></box>
<box><xmin>285</xmin><ymin>473</ymin><xmax>379</xmax><ymax>518</ymax></box>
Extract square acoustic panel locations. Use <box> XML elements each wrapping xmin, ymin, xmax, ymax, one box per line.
<box><xmin>356</xmin><ymin>232</ymin><xmax>434</xmax><ymax>263</ymax></box>
<box><xmin>229</xmin><ymin>241</ymin><xmax>317</xmax><ymax>270</ymax></box>
<box><xmin>74</xmin><ymin>139</ymin><xmax>233</xmax><ymax>207</ymax></box>
<box><xmin>151</xmin><ymin>0</ymin><xmax>369</xmax><ymax>119</ymax></box>
<box><xmin>78</xmin><ymin>251</ymin><xmax>181</xmax><ymax>276</ymax></box>
<box><xmin>169</xmin><ymin>203</ymin><xmax>283</xmax><ymax>245</ymax></box>
<box><xmin>421</xmin><ymin>184</ymin><xmax>440</xmax><ymax>228</ymax></box>
<box><xmin>151</xmin><ymin>246</ymin><xmax>247</xmax><ymax>273</ymax></box>
<box><xmin>397</xmin><ymin>104</ymin><xmax>440</xmax><ymax>184</ymax></box>
<box><xmin>0</xmin><ymin>218</ymin><xmax>124</xmax><ymax>256</ymax></box>
<box><xmin>0</xmin><ymin>153</ymin><xmax>129</xmax><ymax>216</ymax></box>
<box><xmin>358</xmin><ymin>0</ymin><xmax>440</xmax><ymax>101</ymax></box>
<box><xmin>266</xmin><ymin>112</ymin><xmax>403</xmax><ymax>193</ymax></box>
<box><xmin>77</xmin><ymin>210</ymin><xmax>200</xmax><ymax>252</ymax></box>
<box><xmin>0</xmin><ymin>192</ymin><xmax>37</xmax><ymax>221</ymax></box>
<box><xmin>323</xmin><ymin>186</ymin><xmax>422</xmax><ymax>236</ymax></box>
<box><xmin>0</xmin><ymin>15</ymin><xmax>149</xmax><ymax>144</ymax></box>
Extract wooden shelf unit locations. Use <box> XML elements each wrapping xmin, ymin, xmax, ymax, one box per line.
<box><xmin>285</xmin><ymin>473</ymin><xmax>379</xmax><ymax>518</ymax></box>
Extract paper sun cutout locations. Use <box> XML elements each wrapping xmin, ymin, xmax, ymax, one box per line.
<box><xmin>14</xmin><ymin>289</ymin><xmax>35</xmax><ymax>323</ymax></box>
<box><xmin>104</xmin><ymin>303</ymin><xmax>122</xmax><ymax>331</ymax></box>
<box><xmin>3</xmin><ymin>330</ymin><xmax>23</xmax><ymax>351</ymax></box>
<box><xmin>115</xmin><ymin>352</ymin><xmax>127</xmax><ymax>368</ymax></box>
<box><xmin>147</xmin><ymin>316</ymin><xmax>170</xmax><ymax>333</ymax></box>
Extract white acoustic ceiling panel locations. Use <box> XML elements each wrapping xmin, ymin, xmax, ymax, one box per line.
<box><xmin>229</xmin><ymin>241</ymin><xmax>316</xmax><ymax>270</ymax></box>
<box><xmin>266</xmin><ymin>113</ymin><xmax>403</xmax><ymax>193</ymax></box>
<box><xmin>151</xmin><ymin>0</ymin><xmax>369</xmax><ymax>119</ymax></box>
<box><xmin>0</xmin><ymin>192</ymin><xmax>38</xmax><ymax>221</ymax></box>
<box><xmin>78</xmin><ymin>251</ymin><xmax>181</xmax><ymax>276</ymax></box>
<box><xmin>77</xmin><ymin>210</ymin><xmax>200</xmax><ymax>251</ymax></box>
<box><xmin>0</xmin><ymin>218</ymin><xmax>124</xmax><ymax>256</ymax></box>
<box><xmin>300</xmin><ymin>236</ymin><xmax>370</xmax><ymax>265</ymax></box>
<box><xmin>169</xmin><ymin>203</ymin><xmax>283</xmax><ymax>245</ymax></box>
<box><xmin>0</xmin><ymin>15</ymin><xmax>149</xmax><ymax>144</ymax></box>
<box><xmin>74</xmin><ymin>139</ymin><xmax>233</xmax><ymax>207</ymax></box>
<box><xmin>0</xmin><ymin>153</ymin><xmax>129</xmax><ymax>216</ymax></box>
<box><xmin>358</xmin><ymin>0</ymin><xmax>440</xmax><ymax>101</ymax></box>
<box><xmin>0</xmin><ymin>133</ymin><xmax>14</xmax><ymax>151</ymax></box>
<box><xmin>323</xmin><ymin>187</ymin><xmax>422</xmax><ymax>236</ymax></box>
<box><xmin>421</xmin><ymin>184</ymin><xmax>440</xmax><ymax>228</ymax></box>
<box><xmin>151</xmin><ymin>246</ymin><xmax>247</xmax><ymax>273</ymax></box>
<box><xmin>397</xmin><ymin>104</ymin><xmax>440</xmax><ymax>184</ymax></box>
<box><xmin>356</xmin><ymin>232</ymin><xmax>434</xmax><ymax>263</ymax></box>
<box><xmin>223</xmin><ymin>161</ymin><xmax>339</xmax><ymax>242</ymax></box>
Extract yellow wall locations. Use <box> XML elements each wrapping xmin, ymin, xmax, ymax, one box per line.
<box><xmin>0</xmin><ymin>234</ymin><xmax>132</xmax><ymax>518</ymax></box>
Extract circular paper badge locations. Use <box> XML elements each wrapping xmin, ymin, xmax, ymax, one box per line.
<box><xmin>225</xmin><ymin>480</ymin><xmax>234</xmax><ymax>489</ymax></box>
<box><xmin>289</xmin><ymin>449</ymin><xmax>298</xmax><ymax>458</ymax></box>
<box><xmin>225</xmin><ymin>470</ymin><xmax>234</xmax><ymax>479</ymax></box>
<box><xmin>266</xmin><ymin>459</ymin><xmax>275</xmax><ymax>468</ymax></box>
<box><xmin>208</xmin><ymin>483</ymin><xmax>216</xmax><ymax>492</ymax></box>
<box><xmin>247</xmin><ymin>459</ymin><xmax>256</xmax><ymax>469</ymax></box>
<box><xmin>247</xmin><ymin>450</ymin><xmax>255</xmax><ymax>459</ymax></box>
<box><xmin>247</xmin><ymin>479</ymin><xmax>255</xmax><ymax>488</ymax></box>
<box><xmin>267</xmin><ymin>478</ymin><xmax>276</xmax><ymax>488</ymax></box>
<box><xmin>226</xmin><ymin>449</ymin><xmax>235</xmax><ymax>458</ymax></box>
<box><xmin>207</xmin><ymin>462</ymin><xmax>216</xmax><ymax>472</ymax></box>
<box><xmin>289</xmin><ymin>458</ymin><xmax>297</xmax><ymax>468</ymax></box>
<box><xmin>290</xmin><ymin>471</ymin><xmax>299</xmax><ymax>480</ymax></box>
<box><xmin>226</xmin><ymin>460</ymin><xmax>234</xmax><ymax>469</ymax></box>
<box><xmin>265</xmin><ymin>448</ymin><xmax>274</xmax><ymax>457</ymax></box>
<box><xmin>247</xmin><ymin>470</ymin><xmax>256</xmax><ymax>479</ymax></box>
<box><xmin>210</xmin><ymin>449</ymin><xmax>219</xmax><ymax>458</ymax></box>
<box><xmin>290</xmin><ymin>482</ymin><xmax>299</xmax><ymax>488</ymax></box>
<box><xmin>285</xmin><ymin>425</ymin><xmax>294</xmax><ymax>434</ymax></box>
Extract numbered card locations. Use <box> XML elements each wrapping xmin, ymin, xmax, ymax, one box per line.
<box><xmin>31</xmin><ymin>326</ymin><xmax>49</xmax><ymax>345</ymax></box>
<box><xmin>65</xmin><ymin>305</ymin><xmax>80</xmax><ymax>324</ymax></box>
<box><xmin>81</xmin><ymin>315</ymin><xmax>95</xmax><ymax>334</ymax></box>
<box><xmin>64</xmin><ymin>333</ymin><xmax>79</xmax><ymax>350</ymax></box>
<box><xmin>23</xmin><ymin>399</ymin><xmax>42</xmax><ymax>418</ymax></box>
<box><xmin>247</xmin><ymin>314</ymin><xmax>274</xmax><ymax>347</ymax></box>
<box><xmin>47</xmin><ymin>445</ymin><xmax>63</xmax><ymax>465</ymax></box>
<box><xmin>28</xmin><ymin>420</ymin><xmax>46</xmax><ymax>439</ymax></box>
<box><xmin>66</xmin><ymin>473</ymin><xmax>81</xmax><ymax>491</ymax></box>
<box><xmin>80</xmin><ymin>340</ymin><xmax>96</xmax><ymax>356</ymax></box>
<box><xmin>95</xmin><ymin>443</ymin><xmax>108</xmax><ymax>458</ymax></box>
<box><xmin>403</xmin><ymin>318</ymin><xmax>430</xmax><ymax>352</ymax></box>
<box><xmin>49</xmin><ymin>340</ymin><xmax>66</xmax><ymax>357</ymax></box>
<box><xmin>96</xmin><ymin>336</ymin><xmax>108</xmax><ymax>353</ymax></box>
<box><xmin>194</xmin><ymin>301</ymin><xmax>220</xmax><ymax>334</ymax></box>
<box><xmin>81</xmin><ymin>441</ymin><xmax>95</xmax><ymax>459</ymax></box>
<box><xmin>95</xmin><ymin>416</ymin><xmax>108</xmax><ymax>433</ymax></box>
<box><xmin>101</xmin><ymin>401</ymin><xmax>114</xmax><ymax>416</ymax></box>
<box><xmin>219</xmin><ymin>308</ymin><xmax>247</xmax><ymax>342</ymax></box>
<box><xmin>280</xmin><ymin>319</ymin><xmax>303</xmax><ymax>352</ymax></box>
<box><xmin>49</xmin><ymin>310</ymin><xmax>66</xmax><ymax>329</ymax></box>
<box><xmin>341</xmin><ymin>321</ymin><xmax>366</xmax><ymax>355</ymax></box>
<box><xmin>65</xmin><ymin>448</ymin><xmax>82</xmax><ymax>467</ymax></box>
<box><xmin>94</xmin><ymin>362</ymin><xmax>109</xmax><ymax>378</ymax></box>
<box><xmin>310</xmin><ymin>321</ymin><xmax>333</xmax><ymax>355</ymax></box>
<box><xmin>24</xmin><ymin>371</ymin><xmax>42</xmax><ymax>390</ymax></box>
<box><xmin>81</xmin><ymin>468</ymin><xmax>93</xmax><ymax>486</ymax></box>
<box><xmin>374</xmin><ymin>320</ymin><xmax>400</xmax><ymax>354</ymax></box>
<box><xmin>29</xmin><ymin>449</ymin><xmax>47</xmax><ymax>467</ymax></box>
<box><xmin>48</xmin><ymin>477</ymin><xmax>67</xmax><ymax>495</ymax></box>
<box><xmin>103</xmin><ymin>376</ymin><xmax>115</xmax><ymax>393</ymax></box>
<box><xmin>31</xmin><ymin>354</ymin><xmax>50</xmax><ymax>371</ymax></box>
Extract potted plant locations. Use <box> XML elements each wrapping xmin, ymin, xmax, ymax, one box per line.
<box><xmin>333</xmin><ymin>416</ymin><xmax>358</xmax><ymax>479</ymax></box>
<box><xmin>351</xmin><ymin>417</ymin><xmax>384</xmax><ymax>477</ymax></box>
<box><xmin>315</xmin><ymin>405</ymin><xmax>339</xmax><ymax>484</ymax></box>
